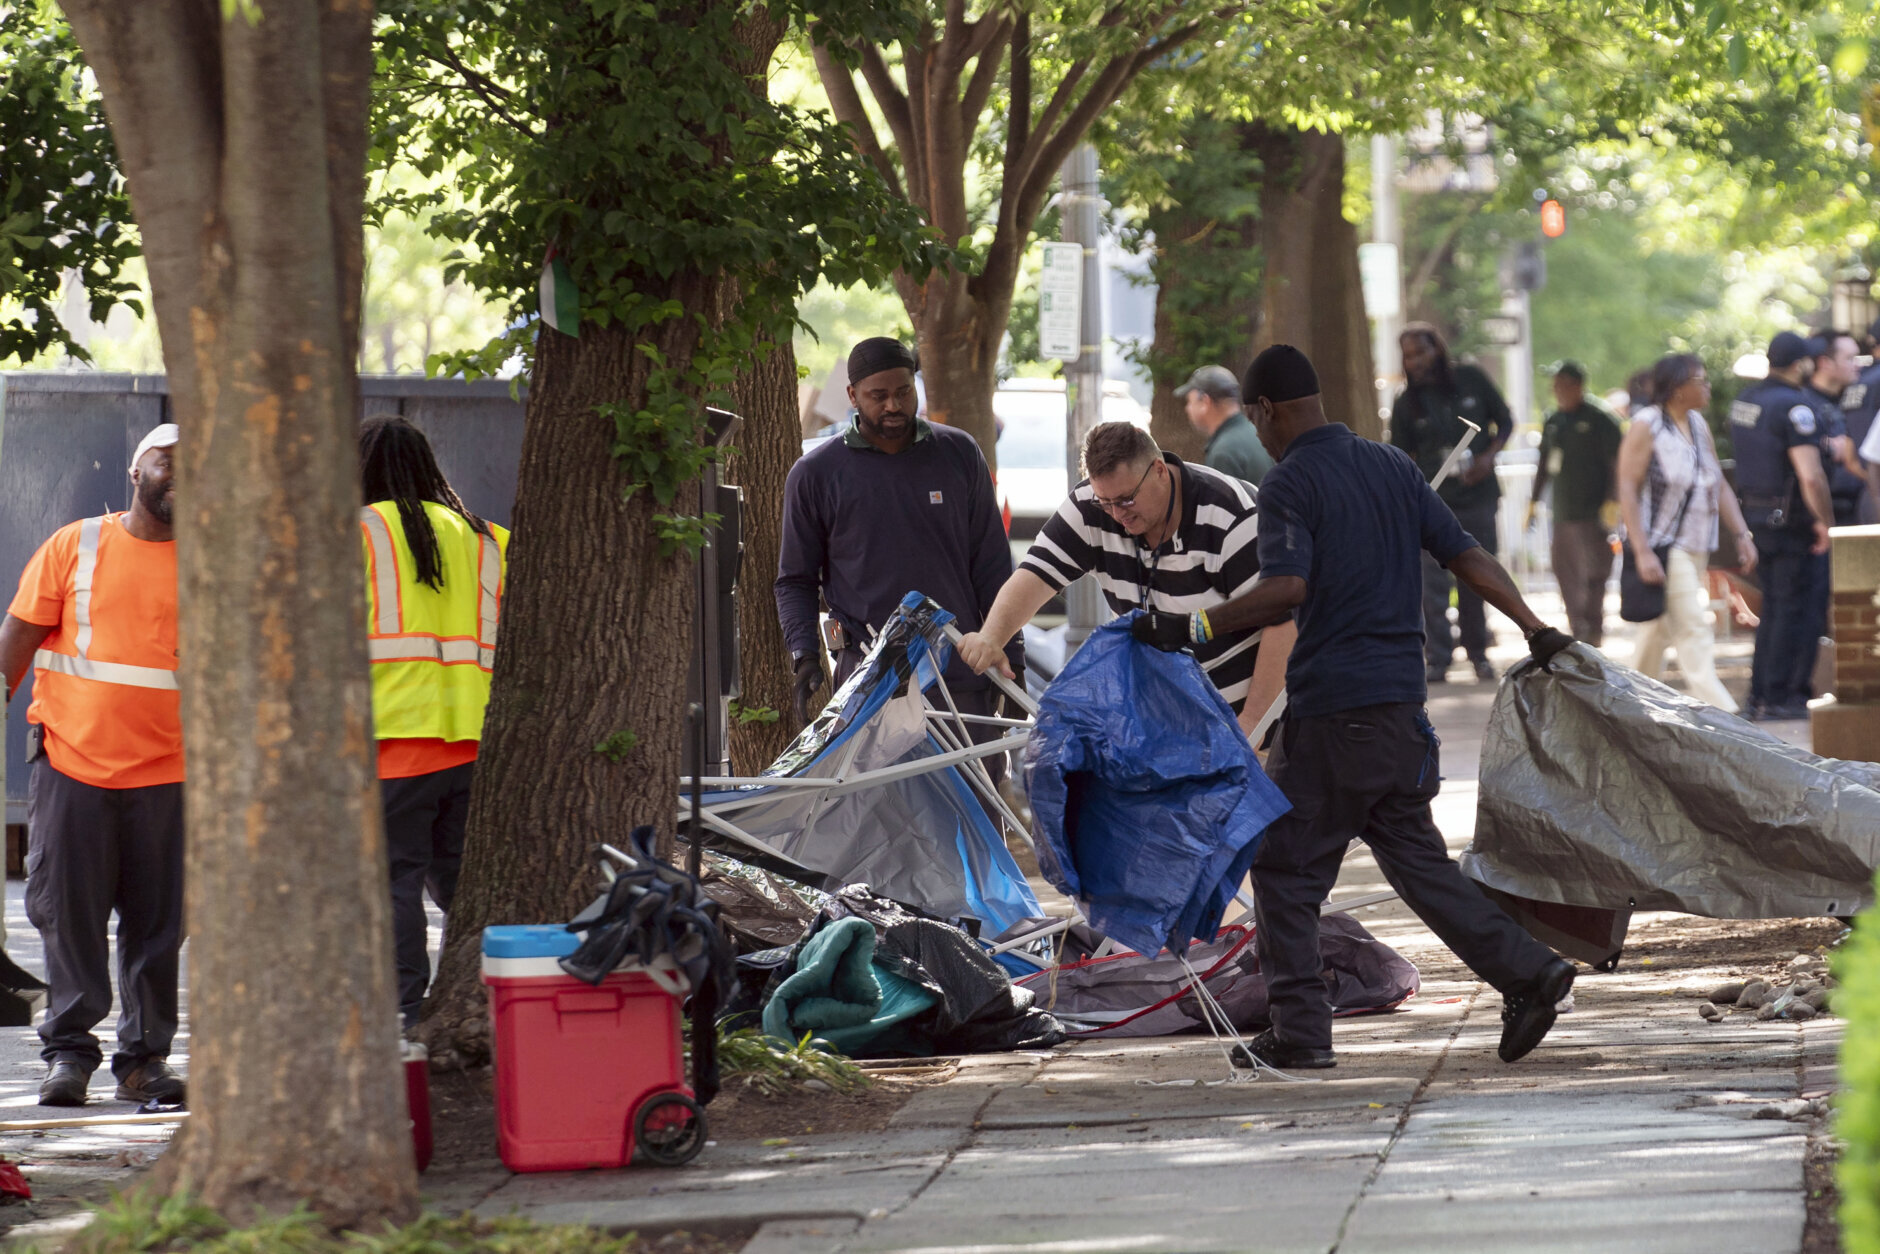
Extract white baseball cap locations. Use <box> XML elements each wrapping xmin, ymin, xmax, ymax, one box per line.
<box><xmin>130</xmin><ymin>423</ymin><xmax>180</xmax><ymax>472</ymax></box>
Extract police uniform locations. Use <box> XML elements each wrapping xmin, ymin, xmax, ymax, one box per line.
<box><xmin>1838</xmin><ymin>362</ymin><xmax>1880</xmax><ymax>524</ymax></box>
<box><xmin>1804</xmin><ymin>383</ymin><xmax>1866</xmax><ymax>528</ymax></box>
<box><xmin>1731</xmin><ymin>380</ymin><xmax>1828</xmax><ymax>716</ymax></box>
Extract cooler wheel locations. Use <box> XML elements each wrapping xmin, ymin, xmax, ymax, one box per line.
<box><xmin>634</xmin><ymin>1092</ymin><xmax>707</xmax><ymax>1166</ymax></box>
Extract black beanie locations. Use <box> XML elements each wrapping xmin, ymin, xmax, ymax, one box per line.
<box><xmin>847</xmin><ymin>337</ymin><xmax>918</xmax><ymax>384</ymax></box>
<box><xmin>1243</xmin><ymin>344</ymin><xmax>1320</xmax><ymax>404</ymax></box>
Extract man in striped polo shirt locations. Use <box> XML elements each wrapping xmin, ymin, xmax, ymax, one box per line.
<box><xmin>954</xmin><ymin>421</ymin><xmax>1293</xmax><ymax>734</ymax></box>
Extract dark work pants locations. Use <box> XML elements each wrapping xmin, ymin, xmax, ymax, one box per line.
<box><xmin>1252</xmin><ymin>705</ymin><xmax>1556</xmax><ymax>1050</ymax></box>
<box><xmin>25</xmin><ymin>760</ymin><xmax>184</xmax><ymax>1078</ymax></box>
<box><xmin>383</xmin><ymin>762</ymin><xmax>473</xmax><ymax>1025</ymax></box>
<box><xmin>1423</xmin><ymin>501</ymin><xmax>1499</xmax><ymax>668</ymax></box>
<box><xmin>1750</xmin><ymin>529</ymin><xmax>1822</xmax><ymax>711</ymax></box>
<box><xmin>1550</xmin><ymin>520</ymin><xmax>1614</xmax><ymax>648</ymax></box>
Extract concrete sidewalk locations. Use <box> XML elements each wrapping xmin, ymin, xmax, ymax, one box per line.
<box><xmin>421</xmin><ymin>672</ymin><xmax>1840</xmax><ymax>1254</ymax></box>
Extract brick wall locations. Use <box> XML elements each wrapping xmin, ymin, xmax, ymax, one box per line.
<box><xmin>1815</xmin><ymin>525</ymin><xmax>1880</xmax><ymax>762</ymax></box>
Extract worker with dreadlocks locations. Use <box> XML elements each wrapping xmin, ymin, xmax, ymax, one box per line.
<box><xmin>358</xmin><ymin>417</ymin><xmax>509</xmax><ymax>1027</ymax></box>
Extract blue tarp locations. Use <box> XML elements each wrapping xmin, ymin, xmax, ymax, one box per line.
<box><xmin>1024</xmin><ymin>614</ymin><xmax>1292</xmax><ymax>956</ymax></box>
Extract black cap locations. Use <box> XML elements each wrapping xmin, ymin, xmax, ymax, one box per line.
<box><xmin>1767</xmin><ymin>331</ymin><xmax>1812</xmax><ymax>370</ymax></box>
<box><xmin>1548</xmin><ymin>359</ymin><xmax>1587</xmax><ymax>382</ymax></box>
<box><xmin>847</xmin><ymin>337</ymin><xmax>918</xmax><ymax>384</ymax></box>
<box><xmin>1174</xmin><ymin>364</ymin><xmax>1240</xmax><ymax>401</ymax></box>
<box><xmin>1242</xmin><ymin>344</ymin><xmax>1320</xmax><ymax>405</ymax></box>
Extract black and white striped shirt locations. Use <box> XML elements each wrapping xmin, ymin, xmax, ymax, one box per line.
<box><xmin>1019</xmin><ymin>454</ymin><xmax>1264</xmax><ymax>711</ymax></box>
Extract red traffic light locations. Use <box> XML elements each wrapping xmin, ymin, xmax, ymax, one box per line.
<box><xmin>1540</xmin><ymin>199</ymin><xmax>1566</xmax><ymax>238</ymax></box>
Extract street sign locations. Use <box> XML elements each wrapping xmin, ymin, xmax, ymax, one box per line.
<box><xmin>1358</xmin><ymin>242</ymin><xmax>1402</xmax><ymax>320</ymax></box>
<box><xmin>1481</xmin><ymin>315</ymin><xmax>1522</xmax><ymax>346</ymax></box>
<box><xmin>1038</xmin><ymin>242</ymin><xmax>1083</xmax><ymax>362</ymax></box>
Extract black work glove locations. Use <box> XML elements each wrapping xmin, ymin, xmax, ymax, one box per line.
<box><xmin>1526</xmin><ymin>626</ymin><xmax>1574</xmax><ymax>671</ymax></box>
<box><xmin>1130</xmin><ymin>611</ymin><xmax>1192</xmax><ymax>653</ymax></box>
<box><xmin>792</xmin><ymin>652</ymin><xmax>826</xmax><ymax>723</ymax></box>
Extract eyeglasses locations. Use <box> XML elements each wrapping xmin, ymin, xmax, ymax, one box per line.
<box><xmin>1092</xmin><ymin>461</ymin><xmax>1157</xmax><ymax>513</ymax></box>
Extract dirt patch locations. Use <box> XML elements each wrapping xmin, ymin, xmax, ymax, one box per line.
<box><xmin>1616</xmin><ymin>914</ymin><xmax>1847</xmax><ymax>982</ymax></box>
<box><xmin>427</xmin><ymin>1064</ymin><xmax>502</xmax><ymax>1170</ymax></box>
<box><xmin>703</xmin><ymin>1062</ymin><xmax>953</xmax><ymax>1142</ymax></box>
<box><xmin>1803</xmin><ymin>1116</ymin><xmax>1841</xmax><ymax>1254</ymax></box>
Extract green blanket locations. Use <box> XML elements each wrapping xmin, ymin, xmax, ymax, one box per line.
<box><xmin>761</xmin><ymin>917</ymin><xmax>938</xmax><ymax>1054</ymax></box>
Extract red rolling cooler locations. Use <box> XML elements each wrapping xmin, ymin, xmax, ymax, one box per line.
<box><xmin>482</xmin><ymin>924</ymin><xmax>706</xmax><ymax>1172</ymax></box>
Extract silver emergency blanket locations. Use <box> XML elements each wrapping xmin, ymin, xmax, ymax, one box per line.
<box><xmin>1462</xmin><ymin>644</ymin><xmax>1880</xmax><ymax>919</ymax></box>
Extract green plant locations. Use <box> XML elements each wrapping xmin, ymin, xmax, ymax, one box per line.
<box><xmin>729</xmin><ymin>702</ymin><xmax>781</xmax><ymax>726</ymax></box>
<box><xmin>718</xmin><ymin>1026</ymin><xmax>870</xmax><ymax>1098</ymax></box>
<box><xmin>1839</xmin><ymin>898</ymin><xmax>1880</xmax><ymax>1252</ymax></box>
<box><xmin>592</xmin><ymin>730</ymin><xmax>640</xmax><ymax>763</ymax></box>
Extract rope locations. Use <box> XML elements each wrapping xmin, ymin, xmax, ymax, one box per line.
<box><xmin>1128</xmin><ymin>954</ymin><xmax>1322</xmax><ymax>1087</ymax></box>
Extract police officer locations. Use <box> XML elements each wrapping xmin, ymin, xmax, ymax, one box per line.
<box><xmin>1733</xmin><ymin>332</ymin><xmax>1835</xmax><ymax>721</ymax></box>
<box><xmin>1390</xmin><ymin>323</ymin><xmax>1513</xmax><ymax>684</ymax></box>
<box><xmin>1803</xmin><ymin>330</ymin><xmax>1867</xmax><ymax>528</ymax></box>
<box><xmin>1135</xmin><ymin>345</ymin><xmax>1577</xmax><ymax>1070</ymax></box>
<box><xmin>1833</xmin><ymin>321</ymin><xmax>1880</xmax><ymax>524</ymax></box>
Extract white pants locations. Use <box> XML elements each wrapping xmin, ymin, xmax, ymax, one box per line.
<box><xmin>1632</xmin><ymin>546</ymin><xmax>1738</xmax><ymax>713</ymax></box>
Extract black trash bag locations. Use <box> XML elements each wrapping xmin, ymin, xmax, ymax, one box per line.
<box><xmin>875</xmin><ymin>918</ymin><xmax>1066</xmax><ymax>1053</ymax></box>
<box><xmin>558</xmin><ymin>825</ymin><xmax>734</xmax><ymax>1104</ymax></box>
<box><xmin>750</xmin><ymin>885</ymin><xmax>1065</xmax><ymax>1056</ymax></box>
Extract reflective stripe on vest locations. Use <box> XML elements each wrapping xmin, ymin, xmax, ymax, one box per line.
<box><xmin>360</xmin><ymin>504</ymin><xmax>500</xmax><ymax>671</ymax></box>
<box><xmin>34</xmin><ymin>514</ymin><xmax>180</xmax><ymax>692</ymax></box>
<box><xmin>360</xmin><ymin>506</ymin><xmax>403</xmax><ymax>635</ymax></box>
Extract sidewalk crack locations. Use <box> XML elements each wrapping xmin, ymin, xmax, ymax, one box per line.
<box><xmin>1327</xmin><ymin>984</ymin><xmax>1481</xmax><ymax>1254</ymax></box>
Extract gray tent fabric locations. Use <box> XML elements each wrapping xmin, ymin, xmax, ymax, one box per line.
<box><xmin>1462</xmin><ymin>645</ymin><xmax>1880</xmax><ymax>919</ymax></box>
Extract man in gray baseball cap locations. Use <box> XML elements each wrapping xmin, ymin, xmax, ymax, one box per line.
<box><xmin>1176</xmin><ymin>364</ymin><xmax>1274</xmax><ymax>487</ymax></box>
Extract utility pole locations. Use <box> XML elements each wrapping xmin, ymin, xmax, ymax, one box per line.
<box><xmin>1061</xmin><ymin>143</ymin><xmax>1106</xmax><ymax>651</ymax></box>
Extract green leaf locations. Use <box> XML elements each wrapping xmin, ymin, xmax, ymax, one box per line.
<box><xmin>1727</xmin><ymin>34</ymin><xmax>1747</xmax><ymax>78</ymax></box>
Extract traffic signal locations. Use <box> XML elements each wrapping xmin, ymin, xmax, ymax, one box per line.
<box><xmin>1540</xmin><ymin>198</ymin><xmax>1566</xmax><ymax>238</ymax></box>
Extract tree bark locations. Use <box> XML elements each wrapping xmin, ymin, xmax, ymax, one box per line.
<box><xmin>58</xmin><ymin>0</ymin><xmax>416</xmax><ymax>1226</ymax></box>
<box><xmin>914</xmin><ymin>274</ymin><xmax>1004</xmax><ymax>457</ymax></box>
<box><xmin>727</xmin><ymin>334</ymin><xmax>801</xmax><ymax>772</ymax></box>
<box><xmin>1254</xmin><ymin>128</ymin><xmax>1379</xmax><ymax>440</ymax></box>
<box><xmin>418</xmin><ymin>311</ymin><xmax>723</xmax><ymax>1062</ymax></box>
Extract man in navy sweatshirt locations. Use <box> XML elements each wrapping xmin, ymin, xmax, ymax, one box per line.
<box><xmin>775</xmin><ymin>337</ymin><xmax>1021</xmax><ymax>768</ymax></box>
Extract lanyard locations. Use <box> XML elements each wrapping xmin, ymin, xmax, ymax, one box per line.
<box><xmin>1136</xmin><ymin>478</ymin><xmax>1178</xmax><ymax>612</ymax></box>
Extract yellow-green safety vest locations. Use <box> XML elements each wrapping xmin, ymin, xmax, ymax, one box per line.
<box><xmin>360</xmin><ymin>500</ymin><xmax>509</xmax><ymax>742</ymax></box>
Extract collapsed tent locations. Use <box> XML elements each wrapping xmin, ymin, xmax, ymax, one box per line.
<box><xmin>1463</xmin><ymin>645</ymin><xmax>1880</xmax><ymax>919</ymax></box>
<box><xmin>1015</xmin><ymin>914</ymin><xmax>1419</xmax><ymax>1038</ymax></box>
<box><xmin>1025</xmin><ymin>614</ymin><xmax>1293</xmax><ymax>956</ymax></box>
<box><xmin>683</xmin><ymin>593</ymin><xmax>1041</xmax><ymax>935</ymax></box>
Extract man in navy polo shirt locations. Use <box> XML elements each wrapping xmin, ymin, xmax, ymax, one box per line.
<box><xmin>776</xmin><ymin>337</ymin><xmax>1020</xmax><ymax>769</ymax></box>
<box><xmin>1134</xmin><ymin>344</ymin><xmax>1576</xmax><ymax>1071</ymax></box>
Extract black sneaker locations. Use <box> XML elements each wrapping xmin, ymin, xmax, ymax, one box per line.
<box><xmin>39</xmin><ymin>1061</ymin><xmax>92</xmax><ymax>1107</ymax></box>
<box><xmin>1499</xmin><ymin>957</ymin><xmax>1576</xmax><ymax>1063</ymax></box>
<box><xmin>115</xmin><ymin>1059</ymin><xmax>187</xmax><ymax>1105</ymax></box>
<box><xmin>1426</xmin><ymin>665</ymin><xmax>1449</xmax><ymax>685</ymax></box>
<box><xmin>1232</xmin><ymin>1028</ymin><xmax>1336</xmax><ymax>1070</ymax></box>
<box><xmin>1472</xmin><ymin>658</ymin><xmax>1497</xmax><ymax>682</ymax></box>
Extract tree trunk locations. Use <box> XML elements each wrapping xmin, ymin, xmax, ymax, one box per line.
<box><xmin>1254</xmin><ymin>128</ymin><xmax>1380</xmax><ymax>440</ymax></box>
<box><xmin>1139</xmin><ymin>118</ymin><xmax>1265</xmax><ymax>461</ymax></box>
<box><xmin>911</xmin><ymin>270</ymin><xmax>1003</xmax><ymax>462</ymax></box>
<box><xmin>59</xmin><ymin>0</ymin><xmax>417</xmax><ymax>1226</ymax></box>
<box><xmin>727</xmin><ymin>334</ymin><xmax>801</xmax><ymax>771</ymax></box>
<box><xmin>419</xmin><ymin>306</ymin><xmax>725</xmax><ymax>1062</ymax></box>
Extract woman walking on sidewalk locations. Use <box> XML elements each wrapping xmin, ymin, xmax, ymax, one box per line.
<box><xmin>1617</xmin><ymin>353</ymin><xmax>1757</xmax><ymax>712</ymax></box>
